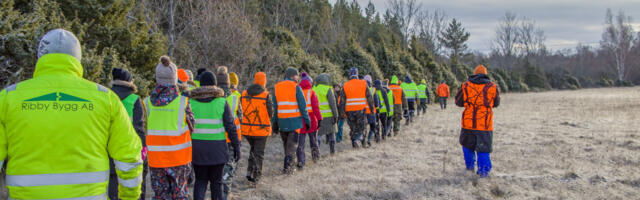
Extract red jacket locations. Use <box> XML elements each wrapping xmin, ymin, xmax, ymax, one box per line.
<box><xmin>299</xmin><ymin>80</ymin><xmax>322</xmax><ymax>133</ymax></box>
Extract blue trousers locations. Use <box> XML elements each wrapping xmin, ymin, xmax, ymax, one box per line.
<box><xmin>462</xmin><ymin>146</ymin><xmax>492</xmax><ymax>177</ymax></box>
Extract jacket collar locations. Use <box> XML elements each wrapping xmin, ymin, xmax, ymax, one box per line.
<box><xmin>33</xmin><ymin>54</ymin><xmax>83</xmax><ymax>78</ymax></box>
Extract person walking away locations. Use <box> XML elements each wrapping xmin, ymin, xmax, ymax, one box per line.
<box><xmin>0</xmin><ymin>29</ymin><xmax>143</xmax><ymax>200</ymax></box>
<box><xmin>455</xmin><ymin>65</ymin><xmax>500</xmax><ymax>178</ymax></box>
<box><xmin>333</xmin><ymin>84</ymin><xmax>345</xmax><ymax>143</ymax></box>
<box><xmin>228</xmin><ymin>72</ymin><xmax>243</xmax><ymax>138</ymax></box>
<box><xmin>296</xmin><ymin>72</ymin><xmax>323</xmax><ymax>169</ymax></box>
<box><xmin>340</xmin><ymin>68</ymin><xmax>375</xmax><ymax>148</ymax></box>
<box><xmin>185</xmin><ymin>69</ymin><xmax>197</xmax><ymax>90</ymax></box>
<box><xmin>437</xmin><ymin>80</ymin><xmax>450</xmax><ymax>109</ymax></box>
<box><xmin>313</xmin><ymin>73</ymin><xmax>339</xmax><ymax>154</ymax></box>
<box><xmin>401</xmin><ymin>75</ymin><xmax>419</xmax><ymax>125</ymax></box>
<box><xmin>272</xmin><ymin>67</ymin><xmax>311</xmax><ymax>174</ymax></box>
<box><xmin>215</xmin><ymin>66</ymin><xmax>242</xmax><ymax>200</ymax></box>
<box><xmin>178</xmin><ymin>69</ymin><xmax>192</xmax><ymax>95</ymax></box>
<box><xmin>388</xmin><ymin>75</ymin><xmax>407</xmax><ymax>136</ymax></box>
<box><xmin>194</xmin><ymin>68</ymin><xmax>207</xmax><ymax>87</ymax></box>
<box><xmin>363</xmin><ymin>75</ymin><xmax>379</xmax><ymax>147</ymax></box>
<box><xmin>374</xmin><ymin>80</ymin><xmax>392</xmax><ymax>141</ymax></box>
<box><xmin>109</xmin><ymin>67</ymin><xmax>148</xmax><ymax>200</ymax></box>
<box><xmin>189</xmin><ymin>72</ymin><xmax>240</xmax><ymax>200</ymax></box>
<box><xmin>240</xmin><ymin>72</ymin><xmax>273</xmax><ymax>183</ymax></box>
<box><xmin>417</xmin><ymin>79</ymin><xmax>431</xmax><ymax>115</ymax></box>
<box><xmin>146</xmin><ymin>56</ymin><xmax>195</xmax><ymax>199</ymax></box>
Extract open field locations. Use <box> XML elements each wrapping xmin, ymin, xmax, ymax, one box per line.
<box><xmin>230</xmin><ymin>87</ymin><xmax>640</xmax><ymax>199</ymax></box>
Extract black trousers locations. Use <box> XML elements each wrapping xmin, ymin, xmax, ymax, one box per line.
<box><xmin>439</xmin><ymin>97</ymin><xmax>447</xmax><ymax>109</ymax></box>
<box><xmin>245</xmin><ymin>136</ymin><xmax>268</xmax><ymax>181</ymax></box>
<box><xmin>193</xmin><ymin>164</ymin><xmax>226</xmax><ymax>200</ymax></box>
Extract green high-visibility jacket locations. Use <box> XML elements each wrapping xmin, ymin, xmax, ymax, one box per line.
<box><xmin>312</xmin><ymin>84</ymin><xmax>334</xmax><ymax>118</ymax></box>
<box><xmin>0</xmin><ymin>53</ymin><xmax>142</xmax><ymax>199</ymax></box>
<box><xmin>417</xmin><ymin>84</ymin><xmax>428</xmax><ymax>99</ymax></box>
<box><xmin>191</xmin><ymin>98</ymin><xmax>227</xmax><ymax>141</ymax></box>
<box><xmin>401</xmin><ymin>82</ymin><xmax>419</xmax><ymax>100</ymax></box>
<box><xmin>377</xmin><ymin>89</ymin><xmax>394</xmax><ymax>116</ymax></box>
<box><xmin>122</xmin><ymin>94</ymin><xmax>139</xmax><ymax>121</ymax></box>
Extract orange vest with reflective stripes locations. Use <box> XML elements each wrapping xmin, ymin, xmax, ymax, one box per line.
<box><xmin>145</xmin><ymin>96</ymin><xmax>192</xmax><ymax>168</ymax></box>
<box><xmin>302</xmin><ymin>88</ymin><xmax>314</xmax><ymax>113</ymax></box>
<box><xmin>240</xmin><ymin>90</ymin><xmax>272</xmax><ymax>136</ymax></box>
<box><xmin>275</xmin><ymin>80</ymin><xmax>302</xmax><ymax>119</ymax></box>
<box><xmin>343</xmin><ymin>79</ymin><xmax>367</xmax><ymax>111</ymax></box>
<box><xmin>389</xmin><ymin>84</ymin><xmax>403</xmax><ymax>105</ymax></box>
<box><xmin>460</xmin><ymin>82</ymin><xmax>498</xmax><ymax>131</ymax></box>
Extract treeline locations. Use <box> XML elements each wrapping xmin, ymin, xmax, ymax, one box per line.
<box><xmin>1</xmin><ymin>0</ymin><xmax>636</xmax><ymax>96</ymax></box>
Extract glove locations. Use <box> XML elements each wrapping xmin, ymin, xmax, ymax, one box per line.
<box><xmin>317</xmin><ymin>120</ymin><xmax>322</xmax><ymax>129</ymax></box>
<box><xmin>233</xmin><ymin>146</ymin><xmax>241</xmax><ymax>162</ymax></box>
<box><xmin>333</xmin><ymin>117</ymin><xmax>338</xmax><ymax>124</ymax></box>
<box><xmin>141</xmin><ymin>146</ymin><xmax>148</xmax><ymax>161</ymax></box>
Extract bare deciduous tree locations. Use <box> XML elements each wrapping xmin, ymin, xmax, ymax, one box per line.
<box><xmin>387</xmin><ymin>0</ymin><xmax>421</xmax><ymax>49</ymax></box>
<box><xmin>492</xmin><ymin>12</ymin><xmax>519</xmax><ymax>59</ymax></box>
<box><xmin>601</xmin><ymin>9</ymin><xmax>635</xmax><ymax>82</ymax></box>
<box><xmin>415</xmin><ymin>9</ymin><xmax>447</xmax><ymax>61</ymax></box>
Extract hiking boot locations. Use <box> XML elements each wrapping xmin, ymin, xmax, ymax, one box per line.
<box><xmin>352</xmin><ymin>141</ymin><xmax>359</xmax><ymax>148</ymax></box>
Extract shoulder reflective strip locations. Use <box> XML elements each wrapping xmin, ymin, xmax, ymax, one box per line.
<box><xmin>10</xmin><ymin>193</ymin><xmax>107</xmax><ymax>200</ymax></box>
<box><xmin>277</xmin><ymin>109</ymin><xmax>299</xmax><ymax>114</ymax></box>
<box><xmin>305</xmin><ymin>89</ymin><xmax>311</xmax><ymax>104</ymax></box>
<box><xmin>145</xmin><ymin>97</ymin><xmax>150</xmax><ymax>116</ymax></box>
<box><xmin>319</xmin><ymin>102</ymin><xmax>329</xmax><ymax>106</ymax></box>
<box><xmin>118</xmin><ymin>174</ymin><xmax>143</xmax><ymax>188</ymax></box>
<box><xmin>346</xmin><ymin>102</ymin><xmax>366</xmax><ymax>106</ymax></box>
<box><xmin>6</xmin><ymin>171</ymin><xmax>108</xmax><ymax>187</ymax></box>
<box><xmin>193</xmin><ymin>128</ymin><xmax>225</xmax><ymax>134</ymax></box>
<box><xmin>346</xmin><ymin>98</ymin><xmax>366</xmax><ymax>102</ymax></box>
<box><xmin>278</xmin><ymin>101</ymin><xmax>297</xmax><ymax>106</ymax></box>
<box><xmin>147</xmin><ymin>141</ymin><xmax>191</xmax><ymax>152</ymax></box>
<box><xmin>113</xmin><ymin>159</ymin><xmax>142</xmax><ymax>172</ymax></box>
<box><xmin>196</xmin><ymin>119</ymin><xmax>223</xmax><ymax>124</ymax></box>
<box><xmin>176</xmin><ymin>96</ymin><xmax>187</xmax><ymax>131</ymax></box>
<box><xmin>97</xmin><ymin>84</ymin><xmax>109</xmax><ymax>92</ymax></box>
<box><xmin>5</xmin><ymin>84</ymin><xmax>17</xmax><ymax>93</ymax></box>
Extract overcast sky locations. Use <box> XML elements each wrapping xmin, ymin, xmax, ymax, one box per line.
<box><xmin>330</xmin><ymin>0</ymin><xmax>640</xmax><ymax>53</ymax></box>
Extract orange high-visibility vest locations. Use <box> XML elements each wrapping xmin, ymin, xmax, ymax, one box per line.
<box><xmin>302</xmin><ymin>89</ymin><xmax>314</xmax><ymax>113</ymax></box>
<box><xmin>145</xmin><ymin>96</ymin><xmax>192</xmax><ymax>168</ymax></box>
<box><xmin>343</xmin><ymin>79</ymin><xmax>367</xmax><ymax>112</ymax></box>
<box><xmin>460</xmin><ymin>82</ymin><xmax>498</xmax><ymax>131</ymax></box>
<box><xmin>389</xmin><ymin>84</ymin><xmax>403</xmax><ymax>105</ymax></box>
<box><xmin>240</xmin><ymin>90</ymin><xmax>271</xmax><ymax>136</ymax></box>
<box><xmin>275</xmin><ymin>80</ymin><xmax>302</xmax><ymax>119</ymax></box>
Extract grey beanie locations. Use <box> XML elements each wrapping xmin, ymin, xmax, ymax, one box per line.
<box><xmin>38</xmin><ymin>29</ymin><xmax>82</xmax><ymax>61</ymax></box>
<box><xmin>155</xmin><ymin>56</ymin><xmax>178</xmax><ymax>85</ymax></box>
<box><xmin>216</xmin><ymin>66</ymin><xmax>230</xmax><ymax>87</ymax></box>
<box><xmin>285</xmin><ymin>67</ymin><xmax>299</xmax><ymax>79</ymax></box>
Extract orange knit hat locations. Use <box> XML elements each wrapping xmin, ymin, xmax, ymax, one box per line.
<box><xmin>474</xmin><ymin>65</ymin><xmax>487</xmax><ymax>75</ymax></box>
<box><xmin>254</xmin><ymin>72</ymin><xmax>267</xmax><ymax>87</ymax></box>
<box><xmin>177</xmin><ymin>69</ymin><xmax>189</xmax><ymax>83</ymax></box>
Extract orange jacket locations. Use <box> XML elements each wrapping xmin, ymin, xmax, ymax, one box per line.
<box><xmin>343</xmin><ymin>79</ymin><xmax>368</xmax><ymax>111</ymax></box>
<box><xmin>457</xmin><ymin>82</ymin><xmax>499</xmax><ymax>131</ymax></box>
<box><xmin>389</xmin><ymin>84</ymin><xmax>403</xmax><ymax>105</ymax></box>
<box><xmin>240</xmin><ymin>90</ymin><xmax>271</xmax><ymax>136</ymax></box>
<box><xmin>437</xmin><ymin>83</ymin><xmax>450</xmax><ymax>97</ymax></box>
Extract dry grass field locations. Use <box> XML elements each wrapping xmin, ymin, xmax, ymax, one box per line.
<box><xmin>229</xmin><ymin>87</ymin><xmax>640</xmax><ymax>199</ymax></box>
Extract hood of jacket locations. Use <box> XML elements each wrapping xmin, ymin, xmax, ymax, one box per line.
<box><xmin>299</xmin><ymin>79</ymin><xmax>312</xmax><ymax>90</ymax></box>
<box><xmin>316</xmin><ymin>74</ymin><xmax>331</xmax><ymax>85</ymax></box>
<box><xmin>391</xmin><ymin>75</ymin><xmax>399</xmax><ymax>85</ymax></box>
<box><xmin>404</xmin><ymin>75</ymin><xmax>413</xmax><ymax>83</ymax></box>
<box><xmin>190</xmin><ymin>86</ymin><xmax>225</xmax><ymax>102</ymax></box>
<box><xmin>468</xmin><ymin>74</ymin><xmax>492</xmax><ymax>84</ymax></box>
<box><xmin>33</xmin><ymin>53</ymin><xmax>83</xmax><ymax>78</ymax></box>
<box><xmin>110</xmin><ymin>80</ymin><xmax>137</xmax><ymax>100</ymax></box>
<box><xmin>246</xmin><ymin>84</ymin><xmax>266</xmax><ymax>96</ymax></box>
<box><xmin>150</xmin><ymin>84</ymin><xmax>180</xmax><ymax>106</ymax></box>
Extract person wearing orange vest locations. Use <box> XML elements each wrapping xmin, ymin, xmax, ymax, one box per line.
<box><xmin>109</xmin><ymin>67</ymin><xmax>148</xmax><ymax>200</ymax></box>
<box><xmin>146</xmin><ymin>56</ymin><xmax>195</xmax><ymax>199</ymax></box>
<box><xmin>240</xmin><ymin>72</ymin><xmax>273</xmax><ymax>183</ymax></box>
<box><xmin>437</xmin><ymin>80</ymin><xmax>450</xmax><ymax>109</ymax></box>
<box><xmin>388</xmin><ymin>75</ymin><xmax>408</xmax><ymax>136</ymax></box>
<box><xmin>188</xmin><ymin>71</ymin><xmax>240</xmax><ymax>200</ymax></box>
<box><xmin>455</xmin><ymin>65</ymin><xmax>501</xmax><ymax>178</ymax></box>
<box><xmin>339</xmin><ymin>67</ymin><xmax>375</xmax><ymax>148</ymax></box>
<box><xmin>272</xmin><ymin>67</ymin><xmax>311</xmax><ymax>174</ymax></box>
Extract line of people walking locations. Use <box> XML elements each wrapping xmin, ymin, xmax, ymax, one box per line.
<box><xmin>0</xmin><ymin>29</ymin><xmax>501</xmax><ymax>200</ymax></box>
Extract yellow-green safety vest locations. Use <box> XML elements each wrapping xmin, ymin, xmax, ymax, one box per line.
<box><xmin>191</xmin><ymin>98</ymin><xmax>227</xmax><ymax>141</ymax></box>
<box><xmin>312</xmin><ymin>84</ymin><xmax>334</xmax><ymax>118</ymax></box>
<box><xmin>401</xmin><ymin>82</ymin><xmax>418</xmax><ymax>100</ymax></box>
<box><xmin>417</xmin><ymin>84</ymin><xmax>427</xmax><ymax>99</ymax></box>
<box><xmin>0</xmin><ymin>53</ymin><xmax>142</xmax><ymax>199</ymax></box>
<box><xmin>227</xmin><ymin>90</ymin><xmax>241</xmax><ymax>130</ymax></box>
<box><xmin>377</xmin><ymin>89</ymin><xmax>394</xmax><ymax>116</ymax></box>
<box><xmin>122</xmin><ymin>93</ymin><xmax>139</xmax><ymax>121</ymax></box>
